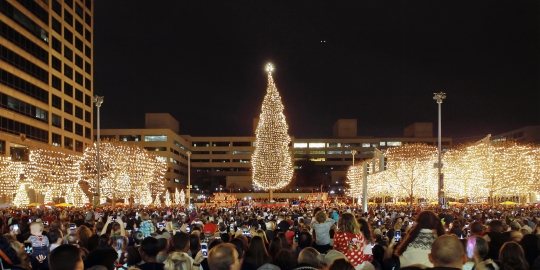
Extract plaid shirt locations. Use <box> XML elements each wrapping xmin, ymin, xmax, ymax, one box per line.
<box><xmin>140</xmin><ymin>220</ymin><xmax>155</xmax><ymax>237</ymax></box>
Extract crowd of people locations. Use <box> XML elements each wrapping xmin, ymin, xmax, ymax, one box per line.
<box><xmin>0</xmin><ymin>202</ymin><xmax>538</xmax><ymax>270</ymax></box>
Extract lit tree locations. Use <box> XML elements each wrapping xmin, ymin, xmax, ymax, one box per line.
<box><xmin>0</xmin><ymin>157</ymin><xmax>24</xmax><ymax>198</ymax></box>
<box><xmin>180</xmin><ymin>189</ymin><xmax>185</xmax><ymax>206</ymax></box>
<box><xmin>164</xmin><ymin>192</ymin><xmax>171</xmax><ymax>206</ymax></box>
<box><xmin>384</xmin><ymin>143</ymin><xmax>437</xmax><ymax>203</ymax></box>
<box><xmin>13</xmin><ymin>184</ymin><xmax>29</xmax><ymax>207</ymax></box>
<box><xmin>72</xmin><ymin>183</ymin><xmax>89</xmax><ymax>207</ymax></box>
<box><xmin>251</xmin><ymin>63</ymin><xmax>293</xmax><ymax>199</ymax></box>
<box><xmin>136</xmin><ymin>189</ymin><xmax>153</xmax><ymax>206</ymax></box>
<box><xmin>174</xmin><ymin>188</ymin><xmax>181</xmax><ymax>205</ymax></box>
<box><xmin>346</xmin><ymin>163</ymin><xmax>363</xmax><ymax>201</ymax></box>
<box><xmin>153</xmin><ymin>194</ymin><xmax>161</xmax><ymax>206</ymax></box>
<box><xmin>43</xmin><ymin>189</ymin><xmax>53</xmax><ymax>204</ymax></box>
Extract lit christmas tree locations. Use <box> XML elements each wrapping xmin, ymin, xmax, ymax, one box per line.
<box><xmin>164</xmin><ymin>192</ymin><xmax>171</xmax><ymax>206</ymax></box>
<box><xmin>153</xmin><ymin>195</ymin><xmax>161</xmax><ymax>206</ymax></box>
<box><xmin>180</xmin><ymin>189</ymin><xmax>185</xmax><ymax>206</ymax></box>
<box><xmin>43</xmin><ymin>189</ymin><xmax>53</xmax><ymax>204</ymax></box>
<box><xmin>13</xmin><ymin>184</ymin><xmax>29</xmax><ymax>207</ymax></box>
<box><xmin>72</xmin><ymin>183</ymin><xmax>89</xmax><ymax>207</ymax></box>
<box><xmin>251</xmin><ymin>63</ymin><xmax>293</xmax><ymax>199</ymax></box>
<box><xmin>174</xmin><ymin>188</ymin><xmax>181</xmax><ymax>205</ymax></box>
<box><xmin>137</xmin><ymin>189</ymin><xmax>152</xmax><ymax>206</ymax></box>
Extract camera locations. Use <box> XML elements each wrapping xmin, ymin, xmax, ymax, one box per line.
<box><xmin>394</xmin><ymin>231</ymin><xmax>401</xmax><ymax>243</ymax></box>
<box><xmin>201</xmin><ymin>243</ymin><xmax>208</xmax><ymax>258</ymax></box>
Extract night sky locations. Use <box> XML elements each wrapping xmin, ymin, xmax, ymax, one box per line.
<box><xmin>94</xmin><ymin>1</ymin><xmax>539</xmax><ymax>142</ymax></box>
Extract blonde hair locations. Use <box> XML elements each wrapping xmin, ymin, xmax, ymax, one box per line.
<box><xmin>256</xmin><ymin>229</ymin><xmax>269</xmax><ymax>245</ymax></box>
<box><xmin>164</xmin><ymin>252</ymin><xmax>191</xmax><ymax>270</ymax></box>
<box><xmin>30</xmin><ymin>222</ymin><xmax>44</xmax><ymax>233</ymax></box>
<box><xmin>141</xmin><ymin>213</ymin><xmax>150</xmax><ymax>221</ymax></box>
<box><xmin>337</xmin><ymin>213</ymin><xmax>360</xmax><ymax>235</ymax></box>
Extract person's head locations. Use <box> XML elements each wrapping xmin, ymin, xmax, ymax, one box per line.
<box><xmin>98</xmin><ymin>234</ymin><xmax>110</xmax><ymax>248</ymax></box>
<box><xmin>173</xmin><ymin>231</ymin><xmax>190</xmax><ymax>252</ymax></box>
<box><xmin>256</xmin><ymin>229</ymin><xmax>269</xmax><ymax>244</ymax></box>
<box><xmin>244</xmin><ymin>236</ymin><xmax>271</xmax><ymax>269</ymax></box>
<box><xmin>140</xmin><ymin>237</ymin><xmax>161</xmax><ymax>261</ymax></box>
<box><xmin>141</xmin><ymin>212</ymin><xmax>150</xmax><ymax>221</ymax></box>
<box><xmin>273</xmin><ymin>248</ymin><xmax>297</xmax><ymax>270</ymax></box>
<box><xmin>277</xmin><ymin>232</ymin><xmax>289</xmax><ymax>248</ymax></box>
<box><xmin>133</xmin><ymin>231</ymin><xmax>144</xmax><ymax>245</ymax></box>
<box><xmin>49</xmin><ymin>244</ymin><xmax>84</xmax><ymax>270</ymax></box>
<box><xmin>298</xmin><ymin>247</ymin><xmax>322</xmax><ymax>269</ymax></box>
<box><xmin>95</xmin><ymin>222</ymin><xmax>104</xmax><ymax>235</ymax></box>
<box><xmin>298</xmin><ymin>231</ymin><xmax>313</xmax><ymax>249</ymax></box>
<box><xmin>268</xmin><ymin>237</ymin><xmax>282</xmax><ymax>257</ymax></box>
<box><xmin>30</xmin><ymin>222</ymin><xmax>43</xmax><ymax>235</ymax></box>
<box><xmin>157</xmin><ymin>237</ymin><xmax>168</xmax><ymax>254</ymax></box>
<box><xmin>189</xmin><ymin>234</ymin><xmax>201</xmax><ymax>252</ymax></box>
<box><xmin>328</xmin><ymin>258</ymin><xmax>355</xmax><ymax>270</ymax></box>
<box><xmin>48</xmin><ymin>228</ymin><xmax>63</xmax><ymax>245</ymax></box>
<box><xmin>164</xmin><ymin>251</ymin><xmax>192</xmax><ymax>270</ymax></box>
<box><xmin>208</xmin><ymin>243</ymin><xmax>241</xmax><ymax>270</ymax></box>
<box><xmin>499</xmin><ymin>241</ymin><xmax>529</xmax><ymax>269</ymax></box>
<box><xmin>77</xmin><ymin>225</ymin><xmax>93</xmax><ymax>248</ymax></box>
<box><xmin>338</xmin><ymin>213</ymin><xmax>360</xmax><ymax>234</ymax></box>
<box><xmin>396</xmin><ymin>211</ymin><xmax>444</xmax><ymax>256</ymax></box>
<box><xmin>488</xmin><ymin>220</ymin><xmax>503</xmax><ymax>233</ymax></box>
<box><xmin>67</xmin><ymin>233</ymin><xmax>79</xmax><ymax>245</ymax></box>
<box><xmin>466</xmin><ymin>236</ymin><xmax>488</xmax><ymax>260</ymax></box>
<box><xmin>84</xmin><ymin>247</ymin><xmax>118</xmax><ymax>270</ymax></box>
<box><xmin>115</xmin><ymin>236</ymin><xmax>129</xmax><ymax>252</ymax></box>
<box><xmin>428</xmin><ymin>235</ymin><xmax>467</xmax><ymax>268</ymax></box>
<box><xmin>470</xmin><ymin>221</ymin><xmax>484</xmax><ymax>235</ymax></box>
<box><xmin>124</xmin><ymin>246</ymin><xmax>142</xmax><ymax>266</ymax></box>
<box><xmin>51</xmin><ymin>220</ymin><xmax>63</xmax><ymax>231</ymax></box>
<box><xmin>315</xmin><ymin>211</ymin><xmax>327</xmax><ymax>224</ymax></box>
<box><xmin>111</xmin><ymin>222</ymin><xmax>121</xmax><ymax>233</ymax></box>
<box><xmin>357</xmin><ymin>218</ymin><xmax>374</xmax><ymax>243</ymax></box>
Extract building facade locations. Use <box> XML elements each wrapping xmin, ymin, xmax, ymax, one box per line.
<box><xmin>0</xmin><ymin>0</ymin><xmax>94</xmax><ymax>162</ymax></box>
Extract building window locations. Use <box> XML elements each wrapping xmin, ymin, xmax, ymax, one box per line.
<box><xmin>52</xmin><ymin>95</ymin><xmax>61</xmax><ymax>109</ymax></box>
<box><xmin>75</xmin><ymin>20</ymin><xmax>83</xmax><ymax>35</ymax></box>
<box><xmin>84</xmin><ymin>78</ymin><xmax>91</xmax><ymax>90</ymax></box>
<box><xmin>64</xmin><ymin>27</ymin><xmax>73</xmax><ymax>44</ymax></box>
<box><xmin>85</xmin><ymin>28</ymin><xmax>91</xmax><ymax>42</ymax></box>
<box><xmin>51</xmin><ymin>114</ymin><xmax>61</xmax><ymax>128</ymax></box>
<box><xmin>120</xmin><ymin>135</ymin><xmax>141</xmax><ymax>142</ymax></box>
<box><xmin>232</xmin><ymin>141</ymin><xmax>251</xmax><ymax>146</ymax></box>
<box><xmin>362</xmin><ymin>143</ymin><xmax>371</xmax><ymax>147</ymax></box>
<box><xmin>144</xmin><ymin>147</ymin><xmax>167</xmax><ymax>151</ymax></box>
<box><xmin>232</xmin><ymin>151</ymin><xmax>250</xmax><ymax>155</ymax></box>
<box><xmin>386</xmin><ymin>142</ymin><xmax>402</xmax><ymax>146</ymax></box>
<box><xmin>380</xmin><ymin>142</ymin><xmax>386</xmax><ymax>146</ymax></box>
<box><xmin>52</xmin><ymin>75</ymin><xmax>61</xmax><ymax>90</ymax></box>
<box><xmin>212</xmin><ymin>159</ymin><xmax>230</xmax><ymax>162</ymax></box>
<box><xmin>310</xmin><ymin>151</ymin><xmax>325</xmax><ymax>154</ymax></box>
<box><xmin>192</xmin><ymin>142</ymin><xmax>210</xmax><ymax>147</ymax></box>
<box><xmin>64</xmin><ymin>65</ymin><xmax>73</xmax><ymax>79</ymax></box>
<box><xmin>52</xmin><ymin>56</ymin><xmax>61</xmax><ymax>72</ymax></box>
<box><xmin>64</xmin><ymin>9</ymin><xmax>73</xmax><ymax>26</ymax></box>
<box><xmin>85</xmin><ymin>110</ymin><xmax>91</xmax><ymax>123</ymax></box>
<box><xmin>85</xmin><ymin>94</ymin><xmax>91</xmax><ymax>106</ymax></box>
<box><xmin>85</xmin><ymin>127</ymin><xmax>91</xmax><ymax>139</ymax></box>
<box><xmin>75</xmin><ymin>106</ymin><xmax>83</xmax><ymax>119</ymax></box>
<box><xmin>84</xmin><ymin>45</ymin><xmax>91</xmax><ymax>58</ymax></box>
<box><xmin>64</xmin><ymin>119</ymin><xmax>73</xmax><ymax>132</ymax></box>
<box><xmin>232</xmin><ymin>159</ymin><xmax>250</xmax><ymax>163</ymax></box>
<box><xmin>75</xmin><ymin>89</ymin><xmax>83</xmax><ymax>102</ymax></box>
<box><xmin>75</xmin><ymin>140</ymin><xmax>83</xmax><ymax>153</ymax></box>
<box><xmin>75</xmin><ymin>72</ymin><xmax>83</xmax><ymax>86</ymax></box>
<box><xmin>52</xmin><ymin>133</ymin><xmax>61</xmax><ymax>147</ymax></box>
<box><xmin>64</xmin><ymin>136</ymin><xmax>73</xmax><ymax>150</ymax></box>
<box><xmin>144</xmin><ymin>135</ymin><xmax>167</xmax><ymax>142</ymax></box>
<box><xmin>75</xmin><ymin>54</ymin><xmax>83</xmax><ymax>68</ymax></box>
<box><xmin>75</xmin><ymin>123</ymin><xmax>83</xmax><ymax>136</ymax></box>
<box><xmin>64</xmin><ymin>100</ymin><xmax>72</xmax><ymax>114</ymax></box>
<box><xmin>327</xmin><ymin>151</ymin><xmax>343</xmax><ymax>154</ymax></box>
<box><xmin>52</xmin><ymin>37</ymin><xmax>61</xmax><ymax>53</ymax></box>
<box><xmin>75</xmin><ymin>3</ymin><xmax>83</xmax><ymax>17</ymax></box>
<box><xmin>85</xmin><ymin>0</ymin><xmax>92</xmax><ymax>11</ymax></box>
<box><xmin>192</xmin><ymin>151</ymin><xmax>209</xmax><ymax>154</ymax></box>
<box><xmin>85</xmin><ymin>61</ymin><xmax>91</xmax><ymax>75</ymax></box>
<box><xmin>309</xmin><ymin>143</ymin><xmax>325</xmax><ymax>148</ymax></box>
<box><xmin>64</xmin><ymin>46</ymin><xmax>73</xmax><ymax>61</ymax></box>
<box><xmin>294</xmin><ymin>151</ymin><xmax>306</xmax><ymax>154</ymax></box>
<box><xmin>52</xmin><ymin>18</ymin><xmax>61</xmax><ymax>34</ymax></box>
<box><xmin>0</xmin><ymin>116</ymin><xmax>48</xmax><ymax>143</ymax></box>
<box><xmin>84</xmin><ymin>12</ymin><xmax>91</xmax><ymax>26</ymax></box>
<box><xmin>212</xmin><ymin>142</ymin><xmax>230</xmax><ymax>147</ymax></box>
<box><xmin>293</xmin><ymin>143</ymin><xmax>307</xmax><ymax>148</ymax></box>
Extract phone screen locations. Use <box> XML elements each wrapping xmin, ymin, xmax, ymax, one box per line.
<box><xmin>295</xmin><ymin>231</ymin><xmax>299</xmax><ymax>240</ymax></box>
<box><xmin>158</xmin><ymin>222</ymin><xmax>165</xmax><ymax>229</ymax></box>
<box><xmin>70</xmin><ymin>224</ymin><xmax>76</xmax><ymax>231</ymax></box>
<box><xmin>201</xmin><ymin>243</ymin><xmax>208</xmax><ymax>258</ymax></box>
<box><xmin>24</xmin><ymin>241</ymin><xmax>32</xmax><ymax>254</ymax></box>
<box><xmin>394</xmin><ymin>231</ymin><xmax>401</xmax><ymax>242</ymax></box>
<box><xmin>186</xmin><ymin>225</ymin><xmax>191</xmax><ymax>233</ymax></box>
<box><xmin>230</xmin><ymin>224</ymin><xmax>234</xmax><ymax>231</ymax></box>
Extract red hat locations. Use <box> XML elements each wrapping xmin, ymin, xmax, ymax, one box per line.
<box><xmin>203</xmin><ymin>223</ymin><xmax>217</xmax><ymax>235</ymax></box>
<box><xmin>287</xmin><ymin>220</ymin><xmax>293</xmax><ymax>227</ymax></box>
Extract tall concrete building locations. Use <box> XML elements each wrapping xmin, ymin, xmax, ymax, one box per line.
<box><xmin>0</xmin><ymin>0</ymin><xmax>94</xmax><ymax>160</ymax></box>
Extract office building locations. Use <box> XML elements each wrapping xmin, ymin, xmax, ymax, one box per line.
<box><xmin>492</xmin><ymin>126</ymin><xmax>540</xmax><ymax>144</ymax></box>
<box><xmin>0</xmin><ymin>0</ymin><xmax>94</xmax><ymax>162</ymax></box>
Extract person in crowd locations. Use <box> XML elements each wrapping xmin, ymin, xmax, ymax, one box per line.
<box><xmin>470</xmin><ymin>222</ymin><xmax>484</xmax><ymax>237</ymax></box>
<box><xmin>207</xmin><ymin>243</ymin><xmax>241</xmax><ymax>270</ymax></box>
<box><xmin>49</xmin><ymin>244</ymin><xmax>84</xmax><ymax>270</ymax></box>
<box><xmin>115</xmin><ymin>236</ymin><xmax>129</xmax><ymax>263</ymax></box>
<box><xmin>266</xmin><ymin>220</ymin><xmax>275</xmax><ymax>241</ymax></box>
<box><xmin>48</xmin><ymin>228</ymin><xmax>63</xmax><ymax>252</ymax></box>
<box><xmin>297</xmin><ymin>231</ymin><xmax>313</xmax><ymax>254</ymax></box>
<box><xmin>358</xmin><ymin>218</ymin><xmax>375</xmax><ymax>263</ymax></box>
<box><xmin>163</xmin><ymin>252</ymin><xmax>193</xmax><ymax>270</ymax></box>
<box><xmin>172</xmin><ymin>231</ymin><xmax>194</xmax><ymax>266</ymax></box>
<box><xmin>77</xmin><ymin>224</ymin><xmax>93</xmax><ymax>250</ymax></box>
<box><xmin>118</xmin><ymin>246</ymin><xmax>143</xmax><ymax>269</ymax></box>
<box><xmin>498</xmin><ymin>242</ymin><xmax>528</xmax><ymax>270</ymax></box>
<box><xmin>465</xmin><ymin>236</ymin><xmax>499</xmax><ymax>270</ymax></box>
<box><xmin>189</xmin><ymin>234</ymin><xmax>201</xmax><ymax>259</ymax></box>
<box><xmin>293</xmin><ymin>247</ymin><xmax>323</xmax><ymax>270</ymax></box>
<box><xmin>156</xmin><ymin>236</ymin><xmax>170</xmax><ymax>263</ymax></box>
<box><xmin>243</xmin><ymin>236</ymin><xmax>273</xmax><ymax>269</ymax></box>
<box><xmin>277</xmin><ymin>232</ymin><xmax>290</xmax><ymax>249</ymax></box>
<box><xmin>450</xmin><ymin>221</ymin><xmax>465</xmax><ymax>238</ymax></box>
<box><xmin>484</xmin><ymin>220</ymin><xmax>511</xmax><ymax>261</ymax></box>
<box><xmin>139</xmin><ymin>237</ymin><xmax>165</xmax><ymax>270</ymax></box>
<box><xmin>310</xmin><ymin>210</ymin><xmax>335</xmax><ymax>254</ymax></box>
<box><xmin>88</xmin><ymin>221</ymin><xmax>104</xmax><ymax>251</ymax></box>
<box><xmin>28</xmin><ymin>222</ymin><xmax>49</xmax><ymax>269</ymax></box>
<box><xmin>518</xmin><ymin>234</ymin><xmax>540</xmax><ymax>267</ymax></box>
<box><xmin>256</xmin><ymin>229</ymin><xmax>270</xmax><ymax>248</ymax></box>
<box><xmin>84</xmin><ymin>247</ymin><xmax>119</xmax><ymax>270</ymax></box>
<box><xmin>414</xmin><ymin>235</ymin><xmax>468</xmax><ymax>270</ymax></box>
<box><xmin>273</xmin><ymin>249</ymin><xmax>297</xmax><ymax>270</ymax></box>
<box><xmin>333</xmin><ymin>212</ymin><xmax>366</xmax><ymax>267</ymax></box>
<box><xmin>394</xmin><ymin>211</ymin><xmax>445</xmax><ymax>269</ymax></box>
<box><xmin>328</xmin><ymin>258</ymin><xmax>355</xmax><ymax>270</ymax></box>
<box><xmin>4</xmin><ymin>236</ymin><xmax>31</xmax><ymax>270</ymax></box>
<box><xmin>268</xmin><ymin>237</ymin><xmax>282</xmax><ymax>258</ymax></box>
<box><xmin>140</xmin><ymin>213</ymin><xmax>155</xmax><ymax>238</ymax></box>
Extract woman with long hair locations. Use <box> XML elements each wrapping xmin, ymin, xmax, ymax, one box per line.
<box><xmin>256</xmin><ymin>229</ymin><xmax>270</xmax><ymax>248</ymax></box>
<box><xmin>268</xmin><ymin>237</ymin><xmax>282</xmax><ymax>258</ymax></box>
<box><xmin>394</xmin><ymin>211</ymin><xmax>444</xmax><ymax>268</ymax></box>
<box><xmin>243</xmin><ymin>236</ymin><xmax>273</xmax><ymax>269</ymax></box>
<box><xmin>163</xmin><ymin>252</ymin><xmax>192</xmax><ymax>270</ymax></box>
<box><xmin>76</xmin><ymin>225</ymin><xmax>92</xmax><ymax>250</ymax></box>
<box><xmin>115</xmin><ymin>236</ymin><xmax>129</xmax><ymax>263</ymax></box>
<box><xmin>333</xmin><ymin>213</ymin><xmax>366</xmax><ymax>267</ymax></box>
<box><xmin>499</xmin><ymin>242</ymin><xmax>528</xmax><ymax>270</ymax></box>
<box><xmin>358</xmin><ymin>218</ymin><xmax>375</xmax><ymax>263</ymax></box>
<box><xmin>277</xmin><ymin>232</ymin><xmax>290</xmax><ymax>249</ymax></box>
<box><xmin>118</xmin><ymin>246</ymin><xmax>143</xmax><ymax>269</ymax></box>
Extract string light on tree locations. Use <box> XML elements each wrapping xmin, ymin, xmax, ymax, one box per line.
<box><xmin>175</xmin><ymin>188</ymin><xmax>181</xmax><ymax>205</ymax></box>
<box><xmin>180</xmin><ymin>189</ymin><xmax>185</xmax><ymax>206</ymax></box>
<box><xmin>153</xmin><ymin>194</ymin><xmax>161</xmax><ymax>206</ymax></box>
<box><xmin>164</xmin><ymin>191</ymin><xmax>171</xmax><ymax>206</ymax></box>
<box><xmin>13</xmin><ymin>183</ymin><xmax>29</xmax><ymax>207</ymax></box>
<box><xmin>251</xmin><ymin>63</ymin><xmax>293</xmax><ymax>199</ymax></box>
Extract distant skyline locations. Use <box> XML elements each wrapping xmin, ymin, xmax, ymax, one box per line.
<box><xmin>94</xmin><ymin>1</ymin><xmax>539</xmax><ymax>141</ymax></box>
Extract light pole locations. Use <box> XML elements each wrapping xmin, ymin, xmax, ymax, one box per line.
<box><xmin>351</xmin><ymin>150</ymin><xmax>357</xmax><ymax>205</ymax></box>
<box><xmin>433</xmin><ymin>92</ymin><xmax>446</xmax><ymax>206</ymax></box>
<box><xmin>187</xmin><ymin>151</ymin><xmax>191</xmax><ymax>206</ymax></box>
<box><xmin>93</xmin><ymin>95</ymin><xmax>104</xmax><ymax>207</ymax></box>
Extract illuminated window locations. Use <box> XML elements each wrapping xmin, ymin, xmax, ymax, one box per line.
<box><xmin>371</xmin><ymin>143</ymin><xmax>378</xmax><ymax>147</ymax></box>
<box><xmin>387</xmin><ymin>142</ymin><xmax>402</xmax><ymax>146</ymax></box>
<box><xmin>362</xmin><ymin>143</ymin><xmax>371</xmax><ymax>148</ymax></box>
<box><xmin>380</xmin><ymin>142</ymin><xmax>386</xmax><ymax>146</ymax></box>
<box><xmin>344</xmin><ymin>151</ymin><xmax>352</xmax><ymax>154</ymax></box>
<box><xmin>145</xmin><ymin>135</ymin><xmax>167</xmax><ymax>142</ymax></box>
<box><xmin>294</xmin><ymin>143</ymin><xmax>307</xmax><ymax>148</ymax></box>
<box><xmin>327</xmin><ymin>151</ymin><xmax>342</xmax><ymax>154</ymax></box>
<box><xmin>309</xmin><ymin>158</ymin><xmax>326</xmax><ymax>162</ymax></box>
<box><xmin>232</xmin><ymin>151</ymin><xmax>251</xmax><ymax>155</ymax></box>
<box><xmin>327</xmin><ymin>143</ymin><xmax>342</xmax><ymax>148</ymax></box>
<box><xmin>309</xmin><ymin>143</ymin><xmax>325</xmax><ymax>148</ymax></box>
<box><xmin>294</xmin><ymin>151</ymin><xmax>306</xmax><ymax>154</ymax></box>
<box><xmin>310</xmin><ymin>151</ymin><xmax>325</xmax><ymax>154</ymax></box>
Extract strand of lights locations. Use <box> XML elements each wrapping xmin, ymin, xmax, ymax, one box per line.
<box><xmin>175</xmin><ymin>188</ymin><xmax>181</xmax><ymax>205</ymax></box>
<box><xmin>164</xmin><ymin>191</ymin><xmax>171</xmax><ymax>206</ymax></box>
<box><xmin>13</xmin><ymin>184</ymin><xmax>29</xmax><ymax>207</ymax></box>
<box><xmin>153</xmin><ymin>194</ymin><xmax>161</xmax><ymax>206</ymax></box>
<box><xmin>0</xmin><ymin>157</ymin><xmax>24</xmax><ymax>197</ymax></box>
<box><xmin>180</xmin><ymin>189</ymin><xmax>185</xmax><ymax>206</ymax></box>
<box><xmin>251</xmin><ymin>63</ymin><xmax>294</xmax><ymax>191</ymax></box>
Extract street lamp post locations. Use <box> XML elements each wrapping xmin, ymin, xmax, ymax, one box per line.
<box><xmin>433</xmin><ymin>92</ymin><xmax>446</xmax><ymax>206</ymax></box>
<box><xmin>93</xmin><ymin>95</ymin><xmax>104</xmax><ymax>207</ymax></box>
<box><xmin>351</xmin><ymin>150</ymin><xmax>357</xmax><ymax>206</ymax></box>
<box><xmin>187</xmin><ymin>151</ymin><xmax>191</xmax><ymax>206</ymax></box>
